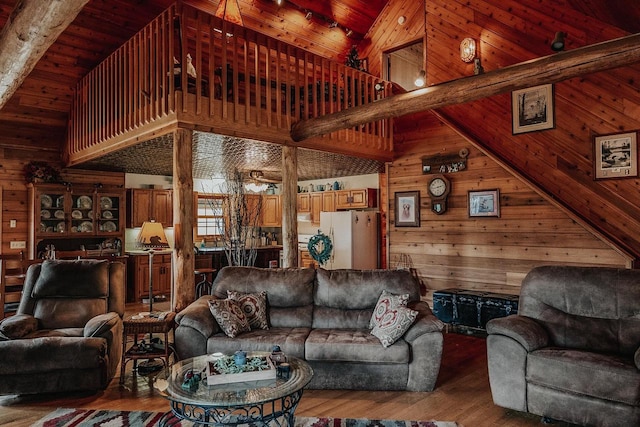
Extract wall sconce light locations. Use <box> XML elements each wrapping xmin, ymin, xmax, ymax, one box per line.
<box><xmin>460</xmin><ymin>38</ymin><xmax>476</xmax><ymax>63</ymax></box>
<box><xmin>305</xmin><ymin>11</ymin><xmax>312</xmax><ymax>20</ymax></box>
<box><xmin>414</xmin><ymin>70</ymin><xmax>426</xmax><ymax>88</ymax></box>
<box><xmin>551</xmin><ymin>32</ymin><xmax>566</xmax><ymax>51</ymax></box>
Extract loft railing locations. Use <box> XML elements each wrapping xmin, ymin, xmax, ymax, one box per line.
<box><xmin>65</xmin><ymin>2</ymin><xmax>392</xmax><ymax>165</ymax></box>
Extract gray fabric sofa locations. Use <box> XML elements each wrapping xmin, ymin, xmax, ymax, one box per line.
<box><xmin>0</xmin><ymin>259</ymin><xmax>125</xmax><ymax>395</ymax></box>
<box><xmin>175</xmin><ymin>266</ymin><xmax>444</xmax><ymax>391</ymax></box>
<box><xmin>486</xmin><ymin>265</ymin><xmax>640</xmax><ymax>427</ymax></box>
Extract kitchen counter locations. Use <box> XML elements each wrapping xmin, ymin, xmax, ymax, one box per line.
<box><xmin>196</xmin><ymin>245</ymin><xmax>282</xmax><ymax>253</ymax></box>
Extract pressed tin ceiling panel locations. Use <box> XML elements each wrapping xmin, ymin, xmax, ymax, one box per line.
<box><xmin>79</xmin><ymin>131</ymin><xmax>383</xmax><ymax>181</ymax></box>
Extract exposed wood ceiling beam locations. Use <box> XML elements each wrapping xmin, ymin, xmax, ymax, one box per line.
<box><xmin>0</xmin><ymin>0</ymin><xmax>89</xmax><ymax>109</ymax></box>
<box><xmin>291</xmin><ymin>33</ymin><xmax>640</xmax><ymax>142</ymax></box>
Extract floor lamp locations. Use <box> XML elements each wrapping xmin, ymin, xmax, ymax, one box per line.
<box><xmin>135</xmin><ymin>220</ymin><xmax>169</xmax><ymax>373</ymax></box>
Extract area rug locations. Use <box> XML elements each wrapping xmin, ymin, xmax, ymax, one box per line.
<box><xmin>33</xmin><ymin>408</ymin><xmax>459</xmax><ymax>427</ymax></box>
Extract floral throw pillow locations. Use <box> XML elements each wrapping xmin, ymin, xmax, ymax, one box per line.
<box><xmin>227</xmin><ymin>290</ymin><xmax>270</xmax><ymax>330</ymax></box>
<box><xmin>369</xmin><ymin>289</ymin><xmax>409</xmax><ymax>329</ymax></box>
<box><xmin>370</xmin><ymin>290</ymin><xmax>418</xmax><ymax>347</ymax></box>
<box><xmin>208</xmin><ymin>299</ymin><xmax>250</xmax><ymax>338</ymax></box>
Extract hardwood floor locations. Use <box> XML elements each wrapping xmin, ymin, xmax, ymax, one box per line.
<box><xmin>0</xmin><ymin>302</ymin><xmax>575</xmax><ymax>427</ymax></box>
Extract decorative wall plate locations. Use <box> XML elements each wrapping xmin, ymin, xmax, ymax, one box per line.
<box><xmin>56</xmin><ymin>195</ymin><xmax>64</xmax><ymax>208</ymax></box>
<box><xmin>79</xmin><ymin>221</ymin><xmax>93</xmax><ymax>232</ymax></box>
<box><xmin>41</xmin><ymin>194</ymin><xmax>53</xmax><ymax>208</ymax></box>
<box><xmin>72</xmin><ymin>210</ymin><xmax>83</xmax><ymax>219</ymax></box>
<box><xmin>77</xmin><ymin>196</ymin><xmax>92</xmax><ymax>209</ymax></box>
<box><xmin>56</xmin><ymin>222</ymin><xmax>65</xmax><ymax>232</ymax></box>
<box><xmin>101</xmin><ymin>221</ymin><xmax>117</xmax><ymax>232</ymax></box>
<box><xmin>100</xmin><ymin>197</ymin><xmax>113</xmax><ymax>209</ymax></box>
<box><xmin>54</xmin><ymin>210</ymin><xmax>65</xmax><ymax>219</ymax></box>
<box><xmin>41</xmin><ymin>210</ymin><xmax>51</xmax><ymax>219</ymax></box>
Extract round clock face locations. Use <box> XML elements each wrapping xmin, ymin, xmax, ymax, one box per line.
<box><xmin>429</xmin><ymin>178</ymin><xmax>447</xmax><ymax>197</ymax></box>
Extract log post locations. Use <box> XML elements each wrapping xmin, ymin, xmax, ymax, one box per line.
<box><xmin>281</xmin><ymin>145</ymin><xmax>298</xmax><ymax>267</ymax></box>
<box><xmin>172</xmin><ymin>128</ymin><xmax>195</xmax><ymax>312</ymax></box>
<box><xmin>291</xmin><ymin>33</ymin><xmax>640</xmax><ymax>142</ymax></box>
<box><xmin>0</xmin><ymin>0</ymin><xmax>89</xmax><ymax>109</ymax></box>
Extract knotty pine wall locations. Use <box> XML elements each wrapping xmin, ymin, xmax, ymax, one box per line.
<box><xmin>362</xmin><ymin>0</ymin><xmax>633</xmax><ymax>301</ymax></box>
<box><xmin>0</xmin><ymin>149</ymin><xmax>124</xmax><ymax>255</ymax></box>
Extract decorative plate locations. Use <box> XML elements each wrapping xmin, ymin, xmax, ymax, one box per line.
<box><xmin>102</xmin><ymin>210</ymin><xmax>113</xmax><ymax>219</ymax></box>
<box><xmin>41</xmin><ymin>194</ymin><xmax>53</xmax><ymax>208</ymax></box>
<box><xmin>77</xmin><ymin>195</ymin><xmax>92</xmax><ymax>209</ymax></box>
<box><xmin>41</xmin><ymin>209</ymin><xmax>51</xmax><ymax>219</ymax></box>
<box><xmin>71</xmin><ymin>226</ymin><xmax>78</xmax><ymax>232</ymax></box>
<box><xmin>46</xmin><ymin>226</ymin><xmax>54</xmax><ymax>233</ymax></box>
<box><xmin>56</xmin><ymin>195</ymin><xmax>64</xmax><ymax>208</ymax></box>
<box><xmin>100</xmin><ymin>197</ymin><xmax>113</xmax><ymax>210</ymax></box>
<box><xmin>102</xmin><ymin>221</ymin><xmax>117</xmax><ymax>232</ymax></box>
<box><xmin>71</xmin><ymin>210</ymin><xmax>83</xmax><ymax>219</ymax></box>
<box><xmin>54</xmin><ymin>210</ymin><xmax>65</xmax><ymax>219</ymax></box>
<box><xmin>40</xmin><ymin>223</ymin><xmax>46</xmax><ymax>232</ymax></box>
<box><xmin>79</xmin><ymin>221</ymin><xmax>93</xmax><ymax>232</ymax></box>
<box><xmin>87</xmin><ymin>210</ymin><xmax>93</xmax><ymax>219</ymax></box>
<box><xmin>56</xmin><ymin>222</ymin><xmax>65</xmax><ymax>233</ymax></box>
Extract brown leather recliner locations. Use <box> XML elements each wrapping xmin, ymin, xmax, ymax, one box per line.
<box><xmin>0</xmin><ymin>259</ymin><xmax>125</xmax><ymax>395</ymax></box>
<box><xmin>486</xmin><ymin>265</ymin><xmax>640</xmax><ymax>427</ymax></box>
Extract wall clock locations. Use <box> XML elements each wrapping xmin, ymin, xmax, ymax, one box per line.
<box><xmin>427</xmin><ymin>174</ymin><xmax>451</xmax><ymax>215</ymax></box>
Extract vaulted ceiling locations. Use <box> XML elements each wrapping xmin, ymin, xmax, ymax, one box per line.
<box><xmin>0</xmin><ymin>0</ymin><xmax>638</xmax><ymax>178</ymax></box>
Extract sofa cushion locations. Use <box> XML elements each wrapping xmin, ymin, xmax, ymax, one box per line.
<box><xmin>306</xmin><ymin>329</ymin><xmax>410</xmax><ymax>363</ymax></box>
<box><xmin>369</xmin><ymin>290</ymin><xmax>409</xmax><ymax>329</ymax></box>
<box><xmin>527</xmin><ymin>348</ymin><xmax>640</xmax><ymax>406</ymax></box>
<box><xmin>32</xmin><ymin>259</ymin><xmax>109</xmax><ymax>298</ymax></box>
<box><xmin>371</xmin><ymin>304</ymin><xmax>418</xmax><ymax>348</ymax></box>
<box><xmin>208</xmin><ymin>299</ymin><xmax>250</xmax><ymax>338</ymax></box>
<box><xmin>206</xmin><ymin>327</ymin><xmax>310</xmax><ymax>359</ymax></box>
<box><xmin>227</xmin><ymin>290</ymin><xmax>269</xmax><ymax>330</ymax></box>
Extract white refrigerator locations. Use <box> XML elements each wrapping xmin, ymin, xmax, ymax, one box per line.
<box><xmin>319</xmin><ymin>211</ymin><xmax>379</xmax><ymax>270</ymax></box>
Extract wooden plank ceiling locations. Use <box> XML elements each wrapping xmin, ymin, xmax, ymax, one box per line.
<box><xmin>0</xmin><ymin>0</ymin><xmax>638</xmax><ymax>176</ymax></box>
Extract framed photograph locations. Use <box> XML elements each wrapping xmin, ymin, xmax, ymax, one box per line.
<box><xmin>512</xmin><ymin>84</ymin><xmax>555</xmax><ymax>134</ymax></box>
<box><xmin>468</xmin><ymin>189</ymin><xmax>500</xmax><ymax>218</ymax></box>
<box><xmin>394</xmin><ymin>191</ymin><xmax>420</xmax><ymax>227</ymax></box>
<box><xmin>593</xmin><ymin>131</ymin><xmax>638</xmax><ymax>179</ymax></box>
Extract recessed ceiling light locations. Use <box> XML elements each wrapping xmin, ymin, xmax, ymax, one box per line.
<box><xmin>397</xmin><ymin>16</ymin><xmax>406</xmax><ymax>25</ymax></box>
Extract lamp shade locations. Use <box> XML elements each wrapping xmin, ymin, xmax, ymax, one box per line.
<box><xmin>215</xmin><ymin>0</ymin><xmax>244</xmax><ymax>26</ymax></box>
<box><xmin>136</xmin><ymin>221</ymin><xmax>169</xmax><ymax>249</ymax></box>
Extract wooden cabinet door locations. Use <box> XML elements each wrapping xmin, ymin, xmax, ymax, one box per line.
<box><xmin>297</xmin><ymin>194</ymin><xmax>311</xmax><ymax>212</ymax></box>
<box><xmin>322</xmin><ymin>191</ymin><xmax>335</xmax><ymax>212</ymax></box>
<box><xmin>350</xmin><ymin>189</ymin><xmax>367</xmax><ymax>207</ymax></box>
<box><xmin>130</xmin><ymin>189</ymin><xmax>152</xmax><ymax>227</ymax></box>
<box><xmin>335</xmin><ymin>190</ymin><xmax>352</xmax><ymax>209</ymax></box>
<box><xmin>310</xmin><ymin>193</ymin><xmax>322</xmax><ymax>224</ymax></box>
<box><xmin>261</xmin><ymin>195</ymin><xmax>281</xmax><ymax>226</ymax></box>
<box><xmin>152</xmin><ymin>190</ymin><xmax>173</xmax><ymax>226</ymax></box>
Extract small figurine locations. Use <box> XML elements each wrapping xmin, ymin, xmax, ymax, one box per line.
<box><xmin>181</xmin><ymin>369</ymin><xmax>201</xmax><ymax>390</ymax></box>
<box><xmin>270</xmin><ymin>345</ymin><xmax>287</xmax><ymax>365</ymax></box>
<box><xmin>234</xmin><ymin>350</ymin><xmax>247</xmax><ymax>366</ymax></box>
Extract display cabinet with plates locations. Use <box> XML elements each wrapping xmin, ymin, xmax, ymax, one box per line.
<box><xmin>29</xmin><ymin>183</ymin><xmax>125</xmax><ymax>255</ymax></box>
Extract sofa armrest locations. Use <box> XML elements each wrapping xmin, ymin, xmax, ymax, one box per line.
<box><xmin>84</xmin><ymin>312</ymin><xmax>120</xmax><ymax>338</ymax></box>
<box><xmin>486</xmin><ymin>315</ymin><xmax>548</xmax><ymax>352</ymax></box>
<box><xmin>0</xmin><ymin>314</ymin><xmax>39</xmax><ymax>339</ymax></box>
<box><xmin>403</xmin><ymin>301</ymin><xmax>444</xmax><ymax>343</ymax></box>
<box><xmin>175</xmin><ymin>296</ymin><xmax>220</xmax><ymax>337</ymax></box>
<box><xmin>635</xmin><ymin>347</ymin><xmax>640</xmax><ymax>370</ymax></box>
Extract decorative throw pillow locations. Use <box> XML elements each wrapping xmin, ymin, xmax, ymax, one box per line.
<box><xmin>369</xmin><ymin>289</ymin><xmax>409</xmax><ymax>329</ymax></box>
<box><xmin>208</xmin><ymin>299</ymin><xmax>250</xmax><ymax>338</ymax></box>
<box><xmin>227</xmin><ymin>290</ymin><xmax>269</xmax><ymax>330</ymax></box>
<box><xmin>371</xmin><ymin>305</ymin><xmax>418</xmax><ymax>348</ymax></box>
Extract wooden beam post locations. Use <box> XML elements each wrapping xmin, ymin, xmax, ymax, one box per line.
<box><xmin>172</xmin><ymin>128</ymin><xmax>195</xmax><ymax>312</ymax></box>
<box><xmin>291</xmin><ymin>33</ymin><xmax>640</xmax><ymax>142</ymax></box>
<box><xmin>281</xmin><ymin>145</ymin><xmax>298</xmax><ymax>267</ymax></box>
<box><xmin>0</xmin><ymin>0</ymin><xmax>89</xmax><ymax>109</ymax></box>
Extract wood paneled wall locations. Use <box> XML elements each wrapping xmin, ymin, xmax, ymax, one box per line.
<box><xmin>363</xmin><ymin>0</ymin><xmax>633</xmax><ymax>302</ymax></box>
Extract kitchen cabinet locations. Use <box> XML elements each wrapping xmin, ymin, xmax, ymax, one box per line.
<box><xmin>29</xmin><ymin>183</ymin><xmax>125</xmax><ymax>256</ymax></box>
<box><xmin>299</xmin><ymin>249</ymin><xmax>318</xmax><ymax>268</ymax></box>
<box><xmin>297</xmin><ymin>193</ymin><xmax>311</xmax><ymax>213</ymax></box>
<box><xmin>322</xmin><ymin>191</ymin><xmax>336</xmax><ymax>212</ymax></box>
<box><xmin>127</xmin><ymin>253</ymin><xmax>172</xmax><ymax>302</ymax></box>
<box><xmin>261</xmin><ymin>195</ymin><xmax>281</xmax><ymax>227</ymax></box>
<box><xmin>310</xmin><ymin>193</ymin><xmax>322</xmax><ymax>225</ymax></box>
<box><xmin>127</xmin><ymin>189</ymin><xmax>173</xmax><ymax>227</ymax></box>
<box><xmin>335</xmin><ymin>188</ymin><xmax>378</xmax><ymax>209</ymax></box>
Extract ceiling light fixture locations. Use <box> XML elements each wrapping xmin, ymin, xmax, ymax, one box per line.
<box><xmin>275</xmin><ymin>0</ymin><xmax>284</xmax><ymax>6</ymax></box>
<box><xmin>305</xmin><ymin>11</ymin><xmax>312</xmax><ymax>20</ymax></box>
<box><xmin>551</xmin><ymin>31</ymin><xmax>566</xmax><ymax>51</ymax></box>
<box><xmin>215</xmin><ymin>0</ymin><xmax>244</xmax><ymax>26</ymax></box>
<box><xmin>414</xmin><ymin>70</ymin><xmax>426</xmax><ymax>88</ymax></box>
<box><xmin>345</xmin><ymin>28</ymin><xmax>353</xmax><ymax>37</ymax></box>
<box><xmin>329</xmin><ymin>21</ymin><xmax>338</xmax><ymax>29</ymax></box>
<box><xmin>460</xmin><ymin>37</ymin><xmax>476</xmax><ymax>63</ymax></box>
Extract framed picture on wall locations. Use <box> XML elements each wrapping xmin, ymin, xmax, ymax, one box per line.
<box><xmin>468</xmin><ymin>189</ymin><xmax>500</xmax><ymax>218</ymax></box>
<box><xmin>593</xmin><ymin>131</ymin><xmax>638</xmax><ymax>179</ymax></box>
<box><xmin>512</xmin><ymin>84</ymin><xmax>555</xmax><ymax>134</ymax></box>
<box><xmin>394</xmin><ymin>191</ymin><xmax>420</xmax><ymax>227</ymax></box>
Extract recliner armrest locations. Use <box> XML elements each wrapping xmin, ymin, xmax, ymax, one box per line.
<box><xmin>403</xmin><ymin>301</ymin><xmax>444</xmax><ymax>343</ymax></box>
<box><xmin>0</xmin><ymin>314</ymin><xmax>39</xmax><ymax>339</ymax></box>
<box><xmin>486</xmin><ymin>315</ymin><xmax>548</xmax><ymax>352</ymax></box>
<box><xmin>84</xmin><ymin>312</ymin><xmax>121</xmax><ymax>338</ymax></box>
<box><xmin>634</xmin><ymin>347</ymin><xmax>640</xmax><ymax>370</ymax></box>
<box><xmin>175</xmin><ymin>296</ymin><xmax>220</xmax><ymax>337</ymax></box>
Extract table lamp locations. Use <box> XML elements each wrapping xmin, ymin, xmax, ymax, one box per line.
<box><xmin>136</xmin><ymin>220</ymin><xmax>169</xmax><ymax>312</ymax></box>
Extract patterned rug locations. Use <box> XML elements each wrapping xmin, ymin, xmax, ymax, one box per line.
<box><xmin>33</xmin><ymin>408</ymin><xmax>459</xmax><ymax>427</ymax></box>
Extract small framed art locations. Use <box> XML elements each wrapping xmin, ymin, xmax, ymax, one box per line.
<box><xmin>394</xmin><ymin>191</ymin><xmax>420</xmax><ymax>227</ymax></box>
<box><xmin>512</xmin><ymin>84</ymin><xmax>555</xmax><ymax>134</ymax></box>
<box><xmin>593</xmin><ymin>131</ymin><xmax>637</xmax><ymax>180</ymax></box>
<box><xmin>468</xmin><ymin>189</ymin><xmax>500</xmax><ymax>218</ymax></box>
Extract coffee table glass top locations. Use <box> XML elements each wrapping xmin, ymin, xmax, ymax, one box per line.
<box><xmin>155</xmin><ymin>352</ymin><xmax>313</xmax><ymax>407</ymax></box>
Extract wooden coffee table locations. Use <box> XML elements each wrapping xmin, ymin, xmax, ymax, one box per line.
<box><xmin>154</xmin><ymin>352</ymin><xmax>313</xmax><ymax>426</ymax></box>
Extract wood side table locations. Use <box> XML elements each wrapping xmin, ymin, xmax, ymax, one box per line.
<box><xmin>120</xmin><ymin>312</ymin><xmax>176</xmax><ymax>384</ymax></box>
